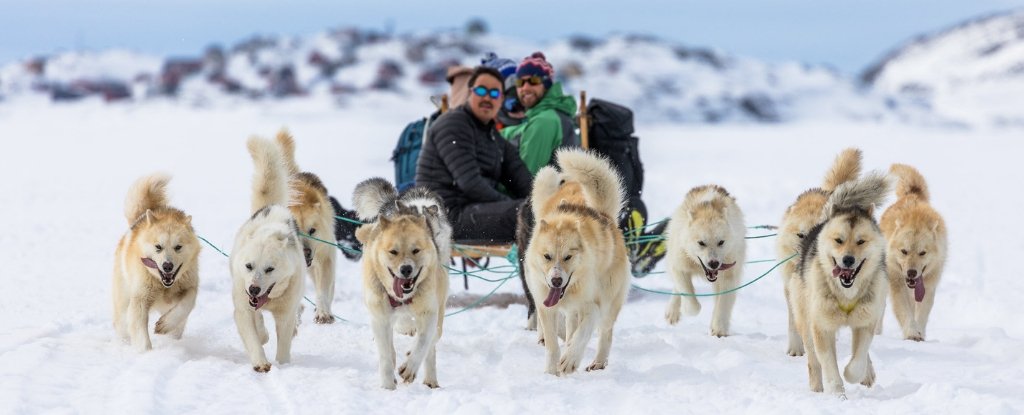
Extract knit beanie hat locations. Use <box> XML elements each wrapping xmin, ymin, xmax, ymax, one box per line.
<box><xmin>516</xmin><ymin>52</ymin><xmax>554</xmax><ymax>89</ymax></box>
<box><xmin>480</xmin><ymin>52</ymin><xmax>518</xmax><ymax>92</ymax></box>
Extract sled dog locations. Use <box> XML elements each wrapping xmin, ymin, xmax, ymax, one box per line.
<box><xmin>112</xmin><ymin>173</ymin><xmax>200</xmax><ymax>351</ymax></box>
<box><xmin>354</xmin><ymin>178</ymin><xmax>449</xmax><ymax>389</ymax></box>
<box><xmin>789</xmin><ymin>172</ymin><xmax>889</xmax><ymax>398</ymax></box>
<box><xmin>525</xmin><ymin>148</ymin><xmax>630</xmax><ymax>375</ymax></box>
<box><xmin>274</xmin><ymin>130</ymin><xmax>338</xmax><ymax>324</ymax></box>
<box><xmin>230</xmin><ymin>137</ymin><xmax>306</xmax><ymax>372</ymax></box>
<box><xmin>663</xmin><ymin>185</ymin><xmax>746</xmax><ymax>337</ymax></box>
<box><xmin>880</xmin><ymin>164</ymin><xmax>947</xmax><ymax>341</ymax></box>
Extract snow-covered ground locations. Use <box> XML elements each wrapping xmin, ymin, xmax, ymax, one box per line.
<box><xmin>1</xmin><ymin>99</ymin><xmax>1022</xmax><ymax>414</ymax></box>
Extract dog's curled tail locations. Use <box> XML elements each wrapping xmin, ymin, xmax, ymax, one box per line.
<box><xmin>890</xmin><ymin>163</ymin><xmax>930</xmax><ymax>202</ymax></box>
<box><xmin>823</xmin><ymin>171</ymin><xmax>890</xmax><ymax>220</ymax></box>
<box><xmin>124</xmin><ymin>173</ymin><xmax>172</xmax><ymax>225</ymax></box>
<box><xmin>553</xmin><ymin>148</ymin><xmax>625</xmax><ymax>219</ymax></box>
<box><xmin>247</xmin><ymin>136</ymin><xmax>290</xmax><ymax>215</ymax></box>
<box><xmin>530</xmin><ymin>165</ymin><xmax>562</xmax><ymax>219</ymax></box>
<box><xmin>274</xmin><ymin>128</ymin><xmax>300</xmax><ymax>176</ymax></box>
<box><xmin>821</xmin><ymin>147</ymin><xmax>862</xmax><ymax>192</ymax></box>
<box><xmin>353</xmin><ymin>177</ymin><xmax>398</xmax><ymax>221</ymax></box>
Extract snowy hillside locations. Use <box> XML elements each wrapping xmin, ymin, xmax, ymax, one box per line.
<box><xmin>1</xmin><ymin>100</ymin><xmax>1022</xmax><ymax>413</ymax></box>
<box><xmin>0</xmin><ymin>27</ymin><xmax>893</xmax><ymax>124</ymax></box>
<box><xmin>862</xmin><ymin>9</ymin><xmax>1024</xmax><ymax>127</ymax></box>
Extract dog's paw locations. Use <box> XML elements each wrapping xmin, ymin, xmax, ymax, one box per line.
<box><xmin>710</xmin><ymin>326</ymin><xmax>729</xmax><ymax>338</ymax></box>
<box><xmin>586</xmin><ymin>360</ymin><xmax>607</xmax><ymax>372</ymax></box>
<box><xmin>423</xmin><ymin>379</ymin><xmax>440</xmax><ymax>389</ymax></box>
<box><xmin>313</xmin><ymin>312</ymin><xmax>335</xmax><ymax>325</ymax></box>
<box><xmin>664</xmin><ymin>307</ymin><xmax>681</xmax><ymax>325</ymax></box>
<box><xmin>398</xmin><ymin>363</ymin><xmax>418</xmax><ymax>383</ymax></box>
<box><xmin>154</xmin><ymin>318</ymin><xmax>170</xmax><ymax>335</ymax></box>
<box><xmin>558</xmin><ymin>354</ymin><xmax>581</xmax><ymax>374</ymax></box>
<box><xmin>786</xmin><ymin>347</ymin><xmax>805</xmax><ymax>357</ymax></box>
<box><xmin>860</xmin><ymin>366</ymin><xmax>876</xmax><ymax>387</ymax></box>
<box><xmin>810</xmin><ymin>382</ymin><xmax>823</xmax><ymax>393</ymax></box>
<box><xmin>904</xmin><ymin>330</ymin><xmax>924</xmax><ymax>342</ymax></box>
<box><xmin>380</xmin><ymin>378</ymin><xmax>397</xmax><ymax>390</ymax></box>
<box><xmin>253</xmin><ymin>363</ymin><xmax>272</xmax><ymax>373</ymax></box>
<box><xmin>843</xmin><ymin>360</ymin><xmax>866</xmax><ymax>384</ymax></box>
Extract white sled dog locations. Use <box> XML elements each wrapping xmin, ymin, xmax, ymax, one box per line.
<box><xmin>789</xmin><ymin>172</ymin><xmax>889</xmax><ymax>398</ymax></box>
<box><xmin>525</xmin><ymin>148</ymin><xmax>631</xmax><ymax>376</ymax></box>
<box><xmin>879</xmin><ymin>164</ymin><xmax>947</xmax><ymax>341</ymax></box>
<box><xmin>663</xmin><ymin>185</ymin><xmax>746</xmax><ymax>337</ymax></box>
<box><xmin>112</xmin><ymin>173</ymin><xmax>200</xmax><ymax>351</ymax></box>
<box><xmin>777</xmin><ymin>148</ymin><xmax>862</xmax><ymax>355</ymax></box>
<box><xmin>230</xmin><ymin>137</ymin><xmax>306</xmax><ymax>372</ymax></box>
<box><xmin>354</xmin><ymin>178</ymin><xmax>450</xmax><ymax>389</ymax></box>
<box><xmin>274</xmin><ymin>130</ymin><xmax>339</xmax><ymax>324</ymax></box>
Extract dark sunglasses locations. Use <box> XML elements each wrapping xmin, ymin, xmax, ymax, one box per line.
<box><xmin>472</xmin><ymin>86</ymin><xmax>501</xmax><ymax>99</ymax></box>
<box><xmin>515</xmin><ymin>76</ymin><xmax>545</xmax><ymax>88</ymax></box>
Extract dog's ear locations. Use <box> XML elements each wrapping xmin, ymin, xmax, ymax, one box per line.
<box><xmin>379</xmin><ymin>216</ymin><xmax>391</xmax><ymax>229</ymax></box>
<box><xmin>930</xmin><ymin>220</ymin><xmax>940</xmax><ymax>233</ymax></box>
<box><xmin>424</xmin><ymin>205</ymin><xmax>439</xmax><ymax>217</ymax></box>
<box><xmin>355</xmin><ymin>223</ymin><xmax>378</xmax><ymax>244</ymax></box>
<box><xmin>538</xmin><ymin>219</ymin><xmax>550</xmax><ymax>232</ymax></box>
<box><xmin>894</xmin><ymin>218</ymin><xmax>902</xmax><ymax>231</ymax></box>
<box><xmin>144</xmin><ymin>209</ymin><xmax>154</xmax><ymax>226</ymax></box>
<box><xmin>184</xmin><ymin>214</ymin><xmax>193</xmax><ymax>225</ymax></box>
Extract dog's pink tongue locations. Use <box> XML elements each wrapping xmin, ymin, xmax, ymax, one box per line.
<box><xmin>254</xmin><ymin>293</ymin><xmax>270</xmax><ymax>310</ymax></box>
<box><xmin>392</xmin><ymin>278</ymin><xmax>405</xmax><ymax>299</ymax></box>
<box><xmin>543</xmin><ymin>287</ymin><xmax>564</xmax><ymax>308</ymax></box>
<box><xmin>914</xmin><ymin>282</ymin><xmax>926</xmax><ymax>302</ymax></box>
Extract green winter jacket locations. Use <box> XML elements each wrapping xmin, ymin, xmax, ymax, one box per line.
<box><xmin>501</xmin><ymin>83</ymin><xmax>578</xmax><ymax>175</ymax></box>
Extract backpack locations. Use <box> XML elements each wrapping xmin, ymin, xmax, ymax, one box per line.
<box><xmin>586</xmin><ymin>98</ymin><xmax>646</xmax><ymax>226</ymax></box>
<box><xmin>391</xmin><ymin>111</ymin><xmax>441</xmax><ymax>192</ymax></box>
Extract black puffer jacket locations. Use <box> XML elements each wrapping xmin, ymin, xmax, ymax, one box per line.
<box><xmin>415</xmin><ymin>105</ymin><xmax>533</xmax><ymax>218</ymax></box>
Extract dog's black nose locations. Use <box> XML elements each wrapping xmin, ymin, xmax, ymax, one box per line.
<box><xmin>907</xmin><ymin>269</ymin><xmax>918</xmax><ymax>278</ymax></box>
<box><xmin>400</xmin><ymin>265</ymin><xmax>413</xmax><ymax>277</ymax></box>
<box><xmin>162</xmin><ymin>262</ymin><xmax>174</xmax><ymax>273</ymax></box>
<box><xmin>842</xmin><ymin>255</ymin><xmax>856</xmax><ymax>268</ymax></box>
<box><xmin>708</xmin><ymin>260</ymin><xmax>720</xmax><ymax>270</ymax></box>
<box><xmin>248</xmin><ymin>285</ymin><xmax>261</xmax><ymax>297</ymax></box>
<box><xmin>551</xmin><ymin>277</ymin><xmax>563</xmax><ymax>287</ymax></box>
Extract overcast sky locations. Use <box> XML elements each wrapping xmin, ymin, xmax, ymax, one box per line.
<box><xmin>1</xmin><ymin>0</ymin><xmax>1021</xmax><ymax>74</ymax></box>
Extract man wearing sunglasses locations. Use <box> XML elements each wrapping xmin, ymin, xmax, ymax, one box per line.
<box><xmin>415</xmin><ymin>66</ymin><xmax>533</xmax><ymax>243</ymax></box>
<box><xmin>500</xmin><ymin>52</ymin><xmax>579</xmax><ymax>175</ymax></box>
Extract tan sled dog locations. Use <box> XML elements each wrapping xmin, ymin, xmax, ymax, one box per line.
<box><xmin>777</xmin><ymin>148</ymin><xmax>862</xmax><ymax>355</ymax></box>
<box><xmin>880</xmin><ymin>164</ymin><xmax>947</xmax><ymax>341</ymax></box>
<box><xmin>113</xmin><ymin>173</ymin><xmax>200</xmax><ymax>351</ymax></box>
<box><xmin>230</xmin><ymin>137</ymin><xmax>306</xmax><ymax>372</ymax></box>
<box><xmin>663</xmin><ymin>185</ymin><xmax>746</xmax><ymax>337</ymax></box>
<box><xmin>354</xmin><ymin>178</ymin><xmax>448</xmax><ymax>390</ymax></box>
<box><xmin>275</xmin><ymin>130</ymin><xmax>338</xmax><ymax>324</ymax></box>
<box><xmin>789</xmin><ymin>172</ymin><xmax>889</xmax><ymax>398</ymax></box>
<box><xmin>525</xmin><ymin>148</ymin><xmax>630</xmax><ymax>376</ymax></box>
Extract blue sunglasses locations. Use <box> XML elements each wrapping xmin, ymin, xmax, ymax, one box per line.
<box><xmin>472</xmin><ymin>86</ymin><xmax>501</xmax><ymax>99</ymax></box>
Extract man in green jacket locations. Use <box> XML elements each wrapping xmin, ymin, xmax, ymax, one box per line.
<box><xmin>500</xmin><ymin>52</ymin><xmax>579</xmax><ymax>175</ymax></box>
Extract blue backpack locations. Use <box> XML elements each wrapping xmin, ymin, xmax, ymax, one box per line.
<box><xmin>391</xmin><ymin>111</ymin><xmax>440</xmax><ymax>192</ymax></box>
